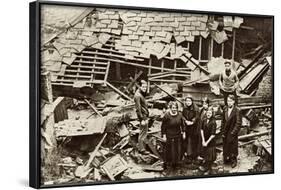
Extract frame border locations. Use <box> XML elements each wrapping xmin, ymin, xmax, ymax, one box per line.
<box><xmin>29</xmin><ymin>0</ymin><xmax>274</xmax><ymax>188</ymax></box>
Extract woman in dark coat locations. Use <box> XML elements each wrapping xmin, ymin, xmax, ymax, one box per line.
<box><xmin>161</xmin><ymin>101</ymin><xmax>185</xmax><ymax>169</ymax></box>
<box><xmin>182</xmin><ymin>95</ymin><xmax>199</xmax><ymax>163</ymax></box>
<box><xmin>199</xmin><ymin>108</ymin><xmax>217</xmax><ymax>173</ymax></box>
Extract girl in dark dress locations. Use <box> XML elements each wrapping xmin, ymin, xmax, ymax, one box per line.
<box><xmin>199</xmin><ymin>108</ymin><xmax>217</xmax><ymax>173</ymax></box>
<box><xmin>198</xmin><ymin>97</ymin><xmax>210</xmax><ymax>159</ymax></box>
<box><xmin>161</xmin><ymin>101</ymin><xmax>185</xmax><ymax>169</ymax></box>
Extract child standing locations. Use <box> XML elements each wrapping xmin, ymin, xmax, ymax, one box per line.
<box><xmin>199</xmin><ymin>108</ymin><xmax>217</xmax><ymax>173</ymax></box>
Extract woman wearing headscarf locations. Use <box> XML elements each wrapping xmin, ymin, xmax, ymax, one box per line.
<box><xmin>182</xmin><ymin>95</ymin><xmax>200</xmax><ymax>164</ymax></box>
<box><xmin>161</xmin><ymin>101</ymin><xmax>185</xmax><ymax>169</ymax></box>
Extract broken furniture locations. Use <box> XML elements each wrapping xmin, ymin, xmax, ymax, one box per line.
<box><xmin>75</xmin><ymin>133</ymin><xmax>107</xmax><ymax>178</ymax></box>
<box><xmin>100</xmin><ymin>154</ymin><xmax>128</xmax><ymax>180</ymax></box>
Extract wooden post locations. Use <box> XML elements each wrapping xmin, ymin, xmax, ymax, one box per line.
<box><xmin>198</xmin><ymin>36</ymin><xmax>202</xmax><ymax>61</ymax></box>
<box><xmin>115</xmin><ymin>63</ymin><xmax>121</xmax><ymax>80</ymax></box>
<box><xmin>41</xmin><ymin>71</ymin><xmax>53</xmax><ymax>103</ymax></box>
<box><xmin>173</xmin><ymin>60</ymin><xmax>177</xmax><ymax>81</ymax></box>
<box><xmin>208</xmin><ymin>15</ymin><xmax>215</xmax><ymax>61</ymax></box>
<box><xmin>104</xmin><ymin>46</ymin><xmax>113</xmax><ymax>84</ymax></box>
<box><xmin>210</xmin><ymin>39</ymin><xmax>213</xmax><ymax>59</ymax></box>
<box><xmin>148</xmin><ymin>58</ymin><xmax>152</xmax><ymax>93</ymax></box>
<box><xmin>221</xmin><ymin>43</ymin><xmax>225</xmax><ymax>58</ymax></box>
<box><xmin>160</xmin><ymin>59</ymin><xmax>164</xmax><ymax>85</ymax></box>
<box><xmin>232</xmin><ymin>29</ymin><xmax>236</xmax><ymax>60</ymax></box>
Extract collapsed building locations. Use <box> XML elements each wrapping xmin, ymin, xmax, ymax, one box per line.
<box><xmin>40</xmin><ymin>5</ymin><xmax>273</xmax><ymax>185</ymax></box>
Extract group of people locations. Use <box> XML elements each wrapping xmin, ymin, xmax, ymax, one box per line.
<box><xmin>161</xmin><ymin>97</ymin><xmax>216</xmax><ymax>172</ymax></box>
<box><xmin>134</xmin><ymin>61</ymin><xmax>241</xmax><ymax>174</ymax></box>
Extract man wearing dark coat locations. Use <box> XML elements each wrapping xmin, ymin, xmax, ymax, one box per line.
<box><xmin>221</xmin><ymin>94</ymin><xmax>242</xmax><ymax>168</ymax></box>
<box><xmin>134</xmin><ymin>80</ymin><xmax>150</xmax><ymax>155</ymax></box>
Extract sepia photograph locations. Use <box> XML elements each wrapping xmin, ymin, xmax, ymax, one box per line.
<box><xmin>37</xmin><ymin>2</ymin><xmax>273</xmax><ymax>187</ymax></box>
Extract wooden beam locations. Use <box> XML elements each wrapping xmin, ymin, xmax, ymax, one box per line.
<box><xmin>105</xmin><ymin>81</ymin><xmax>133</xmax><ymax>101</ymax></box>
<box><xmin>64</xmin><ymin>70</ymin><xmax>106</xmax><ymax>75</ymax></box>
<box><xmin>221</xmin><ymin>43</ymin><xmax>224</xmax><ymax>58</ymax></box>
<box><xmin>147</xmin><ymin>59</ymin><xmax>152</xmax><ymax>93</ymax></box>
<box><xmin>238</xmin><ymin>130</ymin><xmax>271</xmax><ymax>141</ymax></box>
<box><xmin>126</xmin><ymin>70</ymin><xmax>143</xmax><ymax>92</ymax></box>
<box><xmin>84</xmin><ymin>99</ymin><xmax>103</xmax><ymax>117</ymax></box>
<box><xmin>232</xmin><ymin>29</ymin><xmax>236</xmax><ymax>60</ymax></box>
<box><xmin>69</xmin><ymin>65</ymin><xmax>107</xmax><ymax>70</ymax></box>
<box><xmin>149</xmin><ymin>73</ymin><xmax>190</xmax><ymax>80</ymax></box>
<box><xmin>129</xmin><ymin>76</ymin><xmax>140</xmax><ymax>89</ymax></box>
<box><xmin>198</xmin><ymin>36</ymin><xmax>202</xmax><ymax>61</ymax></box>
<box><xmin>73</xmin><ymin>59</ymin><xmax>109</xmax><ymax>65</ymax></box>
<box><xmin>210</xmin><ymin>39</ymin><xmax>214</xmax><ymax>59</ymax></box>
<box><xmin>148</xmin><ymin>70</ymin><xmax>191</xmax><ymax>77</ymax></box>
<box><xmin>240</xmin><ymin>104</ymin><xmax>271</xmax><ymax>110</ymax></box>
<box><xmin>173</xmin><ymin>60</ymin><xmax>177</xmax><ymax>80</ymax></box>
<box><xmin>149</xmin><ymin>79</ymin><xmax>185</xmax><ymax>83</ymax></box>
<box><xmin>185</xmin><ymin>56</ymin><xmax>210</xmax><ymax>75</ymax></box>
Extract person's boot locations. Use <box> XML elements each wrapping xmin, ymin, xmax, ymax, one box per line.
<box><xmin>223</xmin><ymin>156</ymin><xmax>230</xmax><ymax>164</ymax></box>
<box><xmin>199</xmin><ymin>165</ymin><xmax>208</xmax><ymax>172</ymax></box>
<box><xmin>140</xmin><ymin>149</ymin><xmax>150</xmax><ymax>155</ymax></box>
<box><xmin>163</xmin><ymin>163</ymin><xmax>167</xmax><ymax>170</ymax></box>
<box><xmin>231</xmin><ymin>158</ymin><xmax>237</xmax><ymax>168</ymax></box>
<box><xmin>185</xmin><ymin>156</ymin><xmax>192</xmax><ymax>164</ymax></box>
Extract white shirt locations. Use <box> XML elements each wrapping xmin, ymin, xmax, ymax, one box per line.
<box><xmin>228</xmin><ymin>107</ymin><xmax>233</xmax><ymax>117</ymax></box>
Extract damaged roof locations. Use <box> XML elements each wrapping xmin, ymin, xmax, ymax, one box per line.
<box><xmin>41</xmin><ymin>6</ymin><xmax>244</xmax><ymax>84</ymax></box>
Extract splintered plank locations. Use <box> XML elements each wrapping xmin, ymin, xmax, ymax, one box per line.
<box><xmin>69</xmin><ymin>65</ymin><xmax>108</xmax><ymax>70</ymax></box>
<box><xmin>65</xmin><ymin>70</ymin><xmax>106</xmax><ymax>75</ymax></box>
<box><xmin>105</xmin><ymin>81</ymin><xmax>133</xmax><ymax>101</ymax></box>
<box><xmin>259</xmin><ymin>139</ymin><xmax>272</xmax><ymax>155</ymax></box>
<box><xmin>149</xmin><ymin>79</ymin><xmax>186</xmax><ymax>83</ymax></box>
<box><xmin>73</xmin><ymin>60</ymin><xmax>109</xmax><ymax>65</ymax></box>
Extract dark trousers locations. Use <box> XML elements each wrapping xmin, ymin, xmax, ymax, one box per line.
<box><xmin>223</xmin><ymin>136</ymin><xmax>238</xmax><ymax>163</ymax></box>
<box><xmin>220</xmin><ymin>89</ymin><xmax>238</xmax><ymax>105</ymax></box>
<box><xmin>138</xmin><ymin>120</ymin><xmax>148</xmax><ymax>151</ymax></box>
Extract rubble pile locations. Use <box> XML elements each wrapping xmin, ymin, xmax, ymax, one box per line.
<box><xmin>41</xmin><ymin>76</ymin><xmax>272</xmax><ymax>185</ymax></box>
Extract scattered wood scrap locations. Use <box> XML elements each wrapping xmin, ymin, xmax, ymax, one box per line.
<box><xmin>105</xmin><ymin>81</ymin><xmax>133</xmax><ymax>101</ymax></box>
<box><xmin>75</xmin><ymin>133</ymin><xmax>107</xmax><ymax>178</ymax></box>
<box><xmin>101</xmin><ymin>154</ymin><xmax>128</xmax><ymax>181</ymax></box>
<box><xmin>54</xmin><ymin>117</ymin><xmax>107</xmax><ymax>137</ymax></box>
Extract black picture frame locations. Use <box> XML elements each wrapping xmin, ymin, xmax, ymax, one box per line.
<box><xmin>30</xmin><ymin>0</ymin><xmax>274</xmax><ymax>188</ymax></box>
